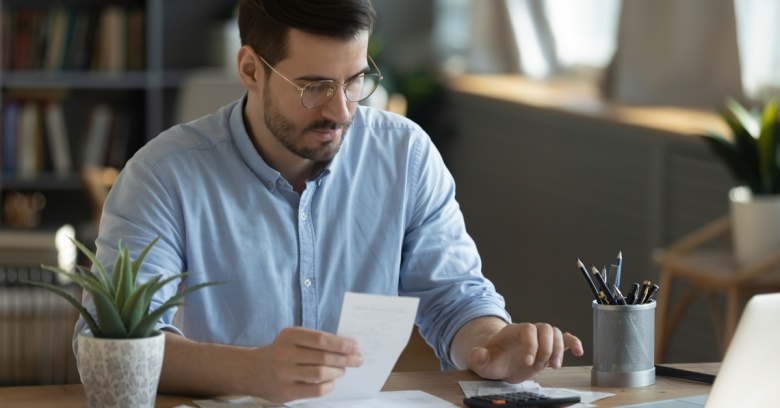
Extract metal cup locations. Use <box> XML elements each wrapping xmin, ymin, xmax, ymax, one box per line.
<box><xmin>591</xmin><ymin>300</ymin><xmax>656</xmax><ymax>387</ymax></box>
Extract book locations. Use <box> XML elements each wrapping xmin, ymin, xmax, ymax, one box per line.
<box><xmin>16</xmin><ymin>100</ymin><xmax>41</xmax><ymax>179</ymax></box>
<box><xmin>126</xmin><ymin>7</ymin><xmax>145</xmax><ymax>71</ymax></box>
<box><xmin>0</xmin><ymin>224</ymin><xmax>74</xmax><ymax>251</ymax></box>
<box><xmin>1</xmin><ymin>6</ymin><xmax>13</xmax><ymax>71</ymax></box>
<box><xmin>82</xmin><ymin>104</ymin><xmax>114</xmax><ymax>166</ymax></box>
<box><xmin>105</xmin><ymin>108</ymin><xmax>133</xmax><ymax>168</ymax></box>
<box><xmin>44</xmin><ymin>101</ymin><xmax>72</xmax><ymax>176</ymax></box>
<box><xmin>2</xmin><ymin>100</ymin><xmax>19</xmax><ymax>176</ymax></box>
<box><xmin>0</xmin><ymin>224</ymin><xmax>76</xmax><ymax>271</ymax></box>
<box><xmin>59</xmin><ymin>7</ymin><xmax>77</xmax><ymax>71</ymax></box>
<box><xmin>44</xmin><ymin>7</ymin><xmax>67</xmax><ymax>71</ymax></box>
<box><xmin>98</xmin><ymin>6</ymin><xmax>126</xmax><ymax>72</ymax></box>
<box><xmin>12</xmin><ymin>7</ymin><xmax>32</xmax><ymax>71</ymax></box>
<box><xmin>67</xmin><ymin>9</ymin><xmax>92</xmax><ymax>71</ymax></box>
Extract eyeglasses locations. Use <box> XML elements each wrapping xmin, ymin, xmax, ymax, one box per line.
<box><xmin>258</xmin><ymin>54</ymin><xmax>383</xmax><ymax>109</ymax></box>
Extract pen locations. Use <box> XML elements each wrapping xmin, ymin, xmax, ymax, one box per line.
<box><xmin>615</xmin><ymin>251</ymin><xmax>622</xmax><ymax>291</ymax></box>
<box><xmin>598</xmin><ymin>291</ymin><xmax>610</xmax><ymax>305</ymax></box>
<box><xmin>592</xmin><ymin>266</ymin><xmax>617</xmax><ymax>305</ymax></box>
<box><xmin>614</xmin><ymin>286</ymin><xmax>627</xmax><ymax>305</ymax></box>
<box><xmin>625</xmin><ymin>282</ymin><xmax>640</xmax><ymax>304</ymax></box>
<box><xmin>644</xmin><ymin>283</ymin><xmax>660</xmax><ymax>304</ymax></box>
<box><xmin>637</xmin><ymin>280</ymin><xmax>652</xmax><ymax>304</ymax></box>
<box><xmin>577</xmin><ymin>258</ymin><xmax>603</xmax><ymax>304</ymax></box>
<box><xmin>591</xmin><ymin>265</ymin><xmax>610</xmax><ymax>295</ymax></box>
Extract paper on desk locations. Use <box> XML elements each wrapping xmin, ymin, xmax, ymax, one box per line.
<box><xmin>538</xmin><ymin>387</ymin><xmax>614</xmax><ymax>407</ymax></box>
<box><xmin>285</xmin><ymin>390</ymin><xmax>456</xmax><ymax>408</ymax></box>
<box><xmin>288</xmin><ymin>292</ymin><xmax>419</xmax><ymax>405</ymax></box>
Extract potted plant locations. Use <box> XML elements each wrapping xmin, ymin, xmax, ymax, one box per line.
<box><xmin>25</xmin><ymin>236</ymin><xmax>220</xmax><ymax>408</ymax></box>
<box><xmin>702</xmin><ymin>98</ymin><xmax>780</xmax><ymax>265</ymax></box>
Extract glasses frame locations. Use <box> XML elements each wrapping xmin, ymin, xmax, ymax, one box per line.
<box><xmin>258</xmin><ymin>54</ymin><xmax>383</xmax><ymax>109</ymax></box>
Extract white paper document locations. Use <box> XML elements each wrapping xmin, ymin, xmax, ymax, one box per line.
<box><xmin>287</xmin><ymin>390</ymin><xmax>456</xmax><ymax>408</ymax></box>
<box><xmin>287</xmin><ymin>292</ymin><xmax>420</xmax><ymax>406</ymax></box>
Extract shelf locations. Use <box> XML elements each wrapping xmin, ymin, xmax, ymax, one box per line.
<box><xmin>2</xmin><ymin>174</ymin><xmax>82</xmax><ymax>191</ymax></box>
<box><xmin>1</xmin><ymin>71</ymin><xmax>149</xmax><ymax>90</ymax></box>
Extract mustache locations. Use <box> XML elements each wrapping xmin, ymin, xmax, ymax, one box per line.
<box><xmin>304</xmin><ymin>118</ymin><xmax>351</xmax><ymax>132</ymax></box>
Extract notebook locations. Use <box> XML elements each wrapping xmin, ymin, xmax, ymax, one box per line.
<box><xmin>619</xmin><ymin>292</ymin><xmax>780</xmax><ymax>408</ymax></box>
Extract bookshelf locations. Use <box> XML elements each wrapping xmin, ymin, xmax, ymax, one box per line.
<box><xmin>0</xmin><ymin>0</ymin><xmax>237</xmax><ymax>231</ymax></box>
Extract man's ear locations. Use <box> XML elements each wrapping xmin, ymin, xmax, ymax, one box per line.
<box><xmin>237</xmin><ymin>45</ymin><xmax>262</xmax><ymax>91</ymax></box>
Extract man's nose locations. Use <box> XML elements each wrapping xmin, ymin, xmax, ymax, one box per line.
<box><xmin>319</xmin><ymin>87</ymin><xmax>352</xmax><ymax>124</ymax></box>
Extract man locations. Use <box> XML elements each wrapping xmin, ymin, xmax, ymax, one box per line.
<box><xmin>75</xmin><ymin>0</ymin><xmax>583</xmax><ymax>403</ymax></box>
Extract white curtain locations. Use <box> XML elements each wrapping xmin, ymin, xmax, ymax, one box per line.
<box><xmin>442</xmin><ymin>0</ymin><xmax>777</xmax><ymax>104</ymax></box>
<box><xmin>602</xmin><ymin>0</ymin><xmax>745</xmax><ymax>108</ymax></box>
<box><xmin>734</xmin><ymin>0</ymin><xmax>780</xmax><ymax>100</ymax></box>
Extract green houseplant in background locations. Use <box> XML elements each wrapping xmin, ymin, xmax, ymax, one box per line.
<box><xmin>26</xmin><ymin>236</ymin><xmax>221</xmax><ymax>408</ymax></box>
<box><xmin>702</xmin><ymin>98</ymin><xmax>780</xmax><ymax>265</ymax></box>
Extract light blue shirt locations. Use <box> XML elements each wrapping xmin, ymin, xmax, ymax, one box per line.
<box><xmin>74</xmin><ymin>95</ymin><xmax>510</xmax><ymax>369</ymax></box>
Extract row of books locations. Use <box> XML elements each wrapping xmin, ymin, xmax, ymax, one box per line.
<box><xmin>2</xmin><ymin>5</ymin><xmax>145</xmax><ymax>72</ymax></box>
<box><xmin>0</xmin><ymin>224</ymin><xmax>76</xmax><ymax>273</ymax></box>
<box><xmin>2</xmin><ymin>99</ymin><xmax>139</xmax><ymax>178</ymax></box>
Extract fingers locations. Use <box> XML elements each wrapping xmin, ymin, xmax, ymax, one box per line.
<box><xmin>469</xmin><ymin>322</ymin><xmax>583</xmax><ymax>384</ymax></box>
<box><xmin>259</xmin><ymin>327</ymin><xmax>364</xmax><ymax>402</ymax></box>
<box><xmin>279</xmin><ymin>326</ymin><xmax>360</xmax><ymax>357</ymax></box>
<box><xmin>563</xmin><ymin>332</ymin><xmax>584</xmax><ymax>356</ymax></box>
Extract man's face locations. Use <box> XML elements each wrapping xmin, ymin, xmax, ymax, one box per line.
<box><xmin>261</xmin><ymin>29</ymin><xmax>370</xmax><ymax>163</ymax></box>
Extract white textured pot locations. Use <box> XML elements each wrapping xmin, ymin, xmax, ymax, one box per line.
<box><xmin>730</xmin><ymin>186</ymin><xmax>780</xmax><ymax>266</ymax></box>
<box><xmin>77</xmin><ymin>329</ymin><xmax>165</xmax><ymax>408</ymax></box>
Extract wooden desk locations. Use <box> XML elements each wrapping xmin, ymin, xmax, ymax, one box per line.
<box><xmin>0</xmin><ymin>363</ymin><xmax>718</xmax><ymax>407</ymax></box>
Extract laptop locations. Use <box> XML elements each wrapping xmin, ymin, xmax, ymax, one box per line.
<box><xmin>619</xmin><ymin>292</ymin><xmax>780</xmax><ymax>407</ymax></box>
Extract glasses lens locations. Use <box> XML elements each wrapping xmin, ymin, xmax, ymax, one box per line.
<box><xmin>346</xmin><ymin>75</ymin><xmax>381</xmax><ymax>102</ymax></box>
<box><xmin>302</xmin><ymin>81</ymin><xmax>337</xmax><ymax>108</ymax></box>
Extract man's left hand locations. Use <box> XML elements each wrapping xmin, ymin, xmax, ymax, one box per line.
<box><xmin>467</xmin><ymin>322</ymin><xmax>584</xmax><ymax>384</ymax></box>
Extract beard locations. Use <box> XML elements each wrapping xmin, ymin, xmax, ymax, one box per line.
<box><xmin>263</xmin><ymin>85</ymin><xmax>353</xmax><ymax>163</ymax></box>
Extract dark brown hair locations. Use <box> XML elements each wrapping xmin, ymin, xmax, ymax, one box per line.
<box><xmin>238</xmin><ymin>0</ymin><xmax>376</xmax><ymax>76</ymax></box>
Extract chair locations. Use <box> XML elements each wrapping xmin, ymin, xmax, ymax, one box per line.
<box><xmin>653</xmin><ymin>215</ymin><xmax>780</xmax><ymax>362</ymax></box>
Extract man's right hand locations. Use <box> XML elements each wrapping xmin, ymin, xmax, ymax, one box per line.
<box><xmin>252</xmin><ymin>326</ymin><xmax>363</xmax><ymax>402</ymax></box>
<box><xmin>158</xmin><ymin>328</ymin><xmax>362</xmax><ymax>403</ymax></box>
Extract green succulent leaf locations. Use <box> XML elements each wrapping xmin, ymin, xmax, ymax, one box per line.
<box><xmin>27</xmin><ymin>236</ymin><xmax>221</xmax><ymax>339</ymax></box>
<box><xmin>726</xmin><ymin>97</ymin><xmax>760</xmax><ymax>138</ymax></box>
<box><xmin>120</xmin><ymin>275</ymin><xmax>162</xmax><ymax>331</ymax></box>
<box><xmin>702</xmin><ymin>132</ymin><xmax>760</xmax><ymax>192</ymax></box>
<box><xmin>758</xmin><ymin>100</ymin><xmax>779</xmax><ymax>193</ymax></box>
<box><xmin>132</xmin><ymin>236</ymin><xmax>161</xmax><ymax>284</ymax></box>
<box><xmin>70</xmin><ymin>238</ymin><xmax>114</xmax><ymax>298</ymax></box>
<box><xmin>24</xmin><ymin>280</ymin><xmax>102</xmax><ymax>336</ymax></box>
<box><xmin>704</xmin><ymin>98</ymin><xmax>780</xmax><ymax>195</ymax></box>
<box><xmin>128</xmin><ymin>281</ymin><xmax>223</xmax><ymax>338</ymax></box>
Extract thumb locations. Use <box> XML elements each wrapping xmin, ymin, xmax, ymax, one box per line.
<box><xmin>469</xmin><ymin>347</ymin><xmax>490</xmax><ymax>371</ymax></box>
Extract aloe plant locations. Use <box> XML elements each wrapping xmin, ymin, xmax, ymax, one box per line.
<box><xmin>25</xmin><ymin>236</ymin><xmax>221</xmax><ymax>339</ymax></box>
<box><xmin>702</xmin><ymin>98</ymin><xmax>780</xmax><ymax>195</ymax></box>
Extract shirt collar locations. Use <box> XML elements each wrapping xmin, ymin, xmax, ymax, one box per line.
<box><xmin>230</xmin><ymin>93</ymin><xmax>283</xmax><ymax>191</ymax></box>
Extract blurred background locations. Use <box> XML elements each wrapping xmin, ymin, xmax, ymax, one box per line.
<box><xmin>1</xmin><ymin>0</ymin><xmax>779</xmax><ymax>385</ymax></box>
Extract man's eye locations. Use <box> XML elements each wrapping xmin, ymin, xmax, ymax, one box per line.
<box><xmin>307</xmin><ymin>82</ymin><xmax>332</xmax><ymax>93</ymax></box>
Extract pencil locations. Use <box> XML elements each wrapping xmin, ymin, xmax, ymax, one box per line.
<box><xmin>615</xmin><ymin>251</ymin><xmax>622</xmax><ymax>291</ymax></box>
<box><xmin>577</xmin><ymin>258</ymin><xmax>603</xmax><ymax>304</ymax></box>
<box><xmin>592</xmin><ymin>265</ymin><xmax>617</xmax><ymax>305</ymax></box>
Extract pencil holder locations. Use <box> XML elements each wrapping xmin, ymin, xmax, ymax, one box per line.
<box><xmin>591</xmin><ymin>300</ymin><xmax>656</xmax><ymax>387</ymax></box>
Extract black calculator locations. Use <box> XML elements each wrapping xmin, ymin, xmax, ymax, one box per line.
<box><xmin>463</xmin><ymin>391</ymin><xmax>580</xmax><ymax>407</ymax></box>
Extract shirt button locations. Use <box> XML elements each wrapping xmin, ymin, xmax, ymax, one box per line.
<box><xmin>266</xmin><ymin>181</ymin><xmax>273</xmax><ymax>189</ymax></box>
<box><xmin>300</xmin><ymin>212</ymin><xmax>308</xmax><ymax>221</ymax></box>
<box><xmin>303</xmin><ymin>278</ymin><xmax>312</xmax><ymax>287</ymax></box>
